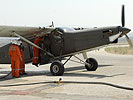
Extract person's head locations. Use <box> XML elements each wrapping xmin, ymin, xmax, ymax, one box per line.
<box><xmin>17</xmin><ymin>40</ymin><xmax>22</xmax><ymax>45</ymax></box>
<box><xmin>36</xmin><ymin>35</ymin><xmax>39</xmax><ymax>37</ymax></box>
<box><xmin>11</xmin><ymin>40</ymin><xmax>18</xmax><ymax>45</ymax></box>
<box><xmin>11</xmin><ymin>40</ymin><xmax>21</xmax><ymax>46</ymax></box>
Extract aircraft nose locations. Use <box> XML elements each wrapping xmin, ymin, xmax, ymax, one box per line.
<box><xmin>119</xmin><ymin>27</ymin><xmax>131</xmax><ymax>35</ymax></box>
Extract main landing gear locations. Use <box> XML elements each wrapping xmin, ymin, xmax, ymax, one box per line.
<box><xmin>85</xmin><ymin>58</ymin><xmax>98</xmax><ymax>71</ymax></box>
<box><xmin>50</xmin><ymin>61</ymin><xmax>64</xmax><ymax>76</ymax></box>
<box><xmin>50</xmin><ymin>55</ymin><xmax>98</xmax><ymax>76</ymax></box>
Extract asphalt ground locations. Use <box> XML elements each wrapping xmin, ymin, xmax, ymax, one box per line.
<box><xmin>0</xmin><ymin>48</ymin><xmax>133</xmax><ymax>100</ymax></box>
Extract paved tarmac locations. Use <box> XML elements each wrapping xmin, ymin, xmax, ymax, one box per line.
<box><xmin>0</xmin><ymin>48</ymin><xmax>133</xmax><ymax>100</ymax></box>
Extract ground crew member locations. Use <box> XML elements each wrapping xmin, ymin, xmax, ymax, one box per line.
<box><xmin>32</xmin><ymin>36</ymin><xmax>43</xmax><ymax>67</ymax></box>
<box><xmin>19</xmin><ymin>41</ymin><xmax>26</xmax><ymax>75</ymax></box>
<box><xmin>9</xmin><ymin>41</ymin><xmax>22</xmax><ymax>78</ymax></box>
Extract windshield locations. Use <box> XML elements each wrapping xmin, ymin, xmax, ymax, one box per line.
<box><xmin>56</xmin><ymin>27</ymin><xmax>75</xmax><ymax>33</ymax></box>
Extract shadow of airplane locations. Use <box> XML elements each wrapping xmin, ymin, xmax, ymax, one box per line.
<box><xmin>0</xmin><ymin>64</ymin><xmax>124</xmax><ymax>81</ymax></box>
<box><xmin>65</xmin><ymin>64</ymin><xmax>113</xmax><ymax>72</ymax></box>
<box><xmin>63</xmin><ymin>73</ymin><xmax>125</xmax><ymax>79</ymax></box>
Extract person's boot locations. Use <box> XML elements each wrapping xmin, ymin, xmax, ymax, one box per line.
<box><xmin>32</xmin><ymin>63</ymin><xmax>39</xmax><ymax>67</ymax></box>
<box><xmin>21</xmin><ymin>73</ymin><xmax>27</xmax><ymax>75</ymax></box>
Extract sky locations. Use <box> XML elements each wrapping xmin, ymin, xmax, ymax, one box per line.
<box><xmin>0</xmin><ymin>0</ymin><xmax>133</xmax><ymax>36</ymax></box>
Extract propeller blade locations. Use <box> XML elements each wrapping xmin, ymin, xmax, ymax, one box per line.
<box><xmin>121</xmin><ymin>5</ymin><xmax>132</xmax><ymax>47</ymax></box>
<box><xmin>125</xmin><ymin>34</ymin><xmax>133</xmax><ymax>47</ymax></box>
<box><xmin>121</xmin><ymin>5</ymin><xmax>125</xmax><ymax>27</ymax></box>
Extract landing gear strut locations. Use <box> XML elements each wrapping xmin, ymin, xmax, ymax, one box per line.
<box><xmin>50</xmin><ymin>56</ymin><xmax>72</xmax><ymax>76</ymax></box>
<box><xmin>73</xmin><ymin>55</ymin><xmax>98</xmax><ymax>71</ymax></box>
<box><xmin>50</xmin><ymin>55</ymin><xmax>98</xmax><ymax>76</ymax></box>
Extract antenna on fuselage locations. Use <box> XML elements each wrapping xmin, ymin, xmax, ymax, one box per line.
<box><xmin>49</xmin><ymin>21</ymin><xmax>54</xmax><ymax>27</ymax></box>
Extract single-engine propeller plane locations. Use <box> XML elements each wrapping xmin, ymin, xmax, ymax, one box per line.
<box><xmin>0</xmin><ymin>5</ymin><xmax>131</xmax><ymax>76</ymax></box>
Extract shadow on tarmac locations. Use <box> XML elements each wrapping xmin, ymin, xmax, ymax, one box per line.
<box><xmin>0</xmin><ymin>64</ymin><xmax>125</xmax><ymax>81</ymax></box>
<box><xmin>65</xmin><ymin>64</ymin><xmax>113</xmax><ymax>72</ymax></box>
<box><xmin>64</xmin><ymin>65</ymin><xmax>125</xmax><ymax>79</ymax></box>
<box><xmin>63</xmin><ymin>73</ymin><xmax>125</xmax><ymax>79</ymax></box>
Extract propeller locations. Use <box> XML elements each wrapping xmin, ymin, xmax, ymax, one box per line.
<box><xmin>121</xmin><ymin>5</ymin><xmax>132</xmax><ymax>47</ymax></box>
<box><xmin>121</xmin><ymin>5</ymin><xmax>125</xmax><ymax>27</ymax></box>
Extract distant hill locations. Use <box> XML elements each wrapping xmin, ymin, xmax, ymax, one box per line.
<box><xmin>119</xmin><ymin>37</ymin><xmax>133</xmax><ymax>42</ymax></box>
<box><xmin>119</xmin><ymin>32</ymin><xmax>133</xmax><ymax>42</ymax></box>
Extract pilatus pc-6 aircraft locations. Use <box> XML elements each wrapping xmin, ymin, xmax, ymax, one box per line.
<box><xmin>0</xmin><ymin>5</ymin><xmax>131</xmax><ymax>76</ymax></box>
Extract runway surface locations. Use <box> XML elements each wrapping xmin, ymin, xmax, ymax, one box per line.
<box><xmin>0</xmin><ymin>49</ymin><xmax>133</xmax><ymax>100</ymax></box>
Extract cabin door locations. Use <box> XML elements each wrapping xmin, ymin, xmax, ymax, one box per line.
<box><xmin>50</xmin><ymin>29</ymin><xmax>63</xmax><ymax>57</ymax></box>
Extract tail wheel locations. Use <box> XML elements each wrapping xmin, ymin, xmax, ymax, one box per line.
<box><xmin>50</xmin><ymin>61</ymin><xmax>64</xmax><ymax>76</ymax></box>
<box><xmin>85</xmin><ymin>58</ymin><xmax>98</xmax><ymax>71</ymax></box>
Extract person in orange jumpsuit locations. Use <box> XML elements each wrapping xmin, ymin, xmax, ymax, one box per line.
<box><xmin>9</xmin><ymin>41</ymin><xmax>22</xmax><ymax>78</ymax></box>
<box><xmin>19</xmin><ymin>41</ymin><xmax>26</xmax><ymax>75</ymax></box>
<box><xmin>32</xmin><ymin>36</ymin><xmax>43</xmax><ymax>67</ymax></box>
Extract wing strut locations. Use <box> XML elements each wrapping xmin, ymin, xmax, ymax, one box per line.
<box><xmin>82</xmin><ymin>52</ymin><xmax>88</xmax><ymax>59</ymax></box>
<box><xmin>12</xmin><ymin>31</ymin><xmax>55</xmax><ymax>58</ymax></box>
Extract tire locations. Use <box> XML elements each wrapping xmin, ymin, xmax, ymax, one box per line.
<box><xmin>50</xmin><ymin>61</ymin><xmax>64</xmax><ymax>76</ymax></box>
<box><xmin>85</xmin><ymin>58</ymin><xmax>98</xmax><ymax>71</ymax></box>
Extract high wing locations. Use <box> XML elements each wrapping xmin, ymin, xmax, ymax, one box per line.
<box><xmin>0</xmin><ymin>25</ymin><xmax>55</xmax><ymax>39</ymax></box>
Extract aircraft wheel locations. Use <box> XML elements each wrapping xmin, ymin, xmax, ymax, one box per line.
<box><xmin>50</xmin><ymin>61</ymin><xmax>64</xmax><ymax>76</ymax></box>
<box><xmin>85</xmin><ymin>58</ymin><xmax>98</xmax><ymax>71</ymax></box>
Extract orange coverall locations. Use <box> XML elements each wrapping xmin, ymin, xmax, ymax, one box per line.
<box><xmin>9</xmin><ymin>44</ymin><xmax>22</xmax><ymax>78</ymax></box>
<box><xmin>32</xmin><ymin>37</ymin><xmax>43</xmax><ymax>64</ymax></box>
<box><xmin>20</xmin><ymin>48</ymin><xmax>25</xmax><ymax>74</ymax></box>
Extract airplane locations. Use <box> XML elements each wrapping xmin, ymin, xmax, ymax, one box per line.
<box><xmin>0</xmin><ymin>5</ymin><xmax>131</xmax><ymax>76</ymax></box>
